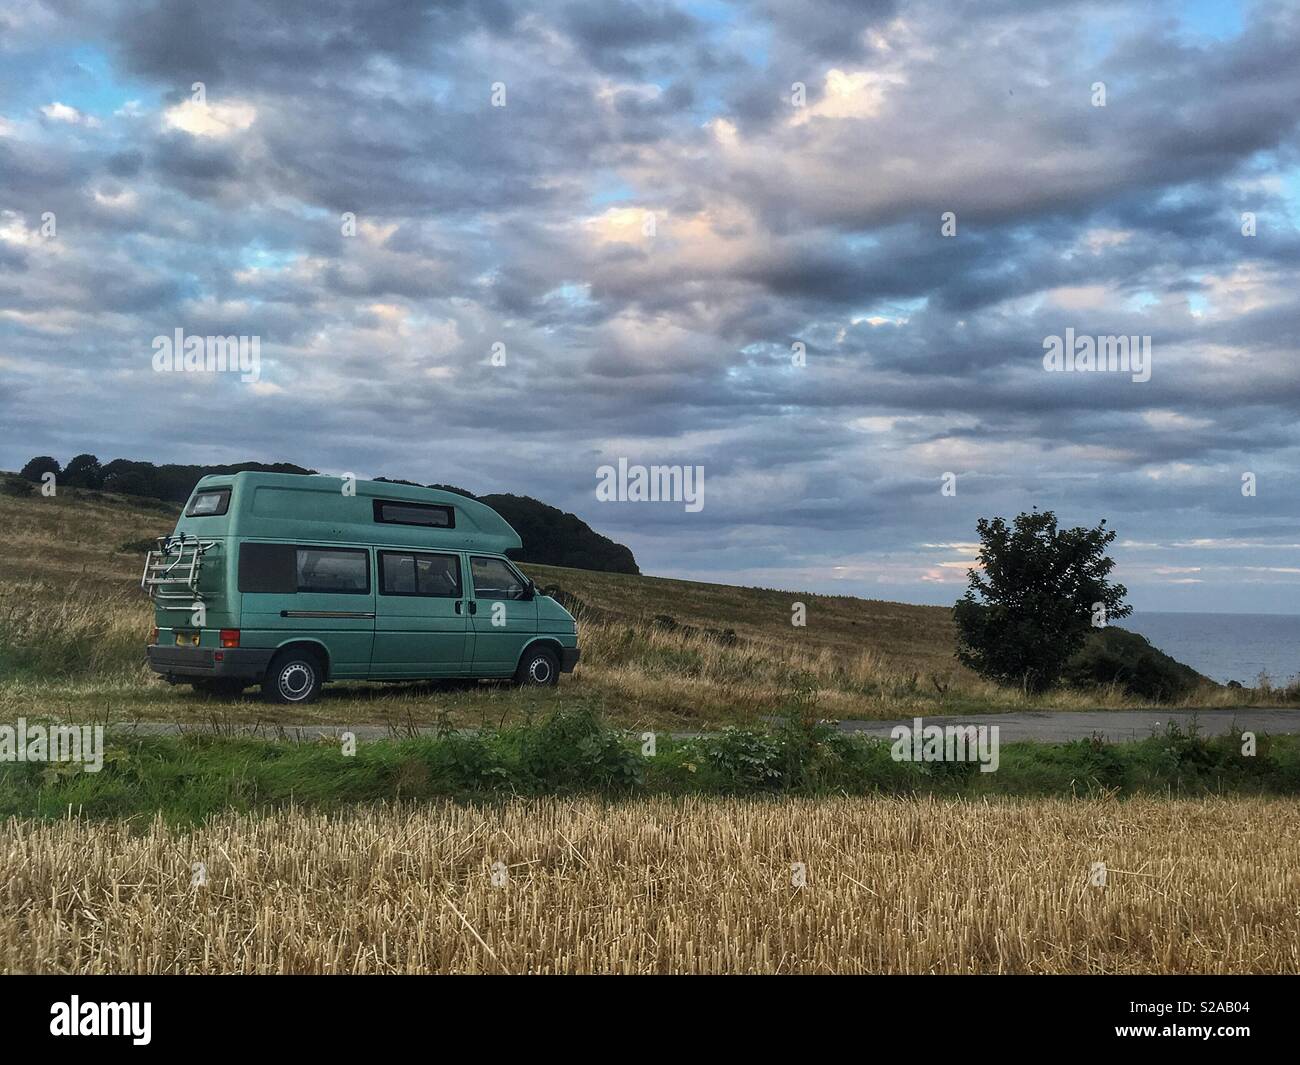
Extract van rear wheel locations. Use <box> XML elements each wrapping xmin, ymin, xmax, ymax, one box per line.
<box><xmin>514</xmin><ymin>647</ymin><xmax>559</xmax><ymax>687</ymax></box>
<box><xmin>263</xmin><ymin>649</ymin><xmax>324</xmax><ymax>704</ymax></box>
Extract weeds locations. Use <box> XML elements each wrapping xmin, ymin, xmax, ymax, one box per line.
<box><xmin>3</xmin><ymin>710</ymin><xmax>1299</xmax><ymax>824</ymax></box>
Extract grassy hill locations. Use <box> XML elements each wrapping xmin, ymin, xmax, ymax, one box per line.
<box><xmin>0</xmin><ymin>477</ymin><xmax>1283</xmax><ymax>731</ymax></box>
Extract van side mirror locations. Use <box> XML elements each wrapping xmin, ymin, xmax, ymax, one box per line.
<box><xmin>524</xmin><ymin>579</ymin><xmax>536</xmax><ymax>600</ymax></box>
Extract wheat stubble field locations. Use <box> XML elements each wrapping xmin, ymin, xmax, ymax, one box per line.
<box><xmin>4</xmin><ymin>795</ymin><xmax>1298</xmax><ymax>974</ymax></box>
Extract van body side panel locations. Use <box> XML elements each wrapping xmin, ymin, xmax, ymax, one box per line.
<box><xmin>468</xmin><ymin>600</ymin><xmax>536</xmax><ymax>674</ymax></box>
<box><xmin>371</xmin><ymin>599</ymin><xmax>469</xmax><ymax>676</ymax></box>
<box><xmin>239</xmin><ymin>596</ymin><xmax>376</xmax><ymax>677</ymax></box>
<box><xmin>238</xmin><ymin>543</ymin><xmax>376</xmax><ymax>678</ymax></box>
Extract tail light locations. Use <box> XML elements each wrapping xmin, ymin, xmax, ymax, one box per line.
<box><xmin>149</xmin><ymin>627</ymin><xmax>158</xmax><ymax>645</ymax></box>
<box><xmin>219</xmin><ymin>629</ymin><xmax>240</xmax><ymax>648</ymax></box>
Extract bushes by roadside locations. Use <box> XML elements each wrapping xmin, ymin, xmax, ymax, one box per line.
<box><xmin>2</xmin><ymin>709</ymin><xmax>1298</xmax><ymax>824</ymax></box>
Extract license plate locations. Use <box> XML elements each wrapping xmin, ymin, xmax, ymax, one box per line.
<box><xmin>175</xmin><ymin>632</ymin><xmax>200</xmax><ymax>647</ymax></box>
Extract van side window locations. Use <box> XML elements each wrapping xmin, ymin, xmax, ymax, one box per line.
<box><xmin>470</xmin><ymin>556</ymin><xmax>526</xmax><ymax>600</ymax></box>
<box><xmin>296</xmin><ymin>548</ymin><xmax>370</xmax><ymax>594</ymax></box>
<box><xmin>239</xmin><ymin>544</ymin><xmax>370</xmax><ymax>594</ymax></box>
<box><xmin>373</xmin><ymin>500</ymin><xmax>455</xmax><ymax>529</ymax></box>
<box><xmin>238</xmin><ymin>543</ymin><xmax>296</xmax><ymax>593</ymax></box>
<box><xmin>380</xmin><ymin>552</ymin><xmax>462</xmax><ymax>598</ymax></box>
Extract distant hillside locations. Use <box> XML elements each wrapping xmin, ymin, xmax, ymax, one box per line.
<box><xmin>13</xmin><ymin>456</ymin><xmax>638</xmax><ymax>575</ymax></box>
<box><xmin>479</xmin><ymin>494</ymin><xmax>637</xmax><ymax>574</ymax></box>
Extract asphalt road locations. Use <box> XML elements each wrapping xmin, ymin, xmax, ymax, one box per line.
<box><xmin>837</xmin><ymin>708</ymin><xmax>1300</xmax><ymax>743</ymax></box>
<box><xmin>111</xmin><ymin>707</ymin><xmax>1298</xmax><ymax>743</ymax></box>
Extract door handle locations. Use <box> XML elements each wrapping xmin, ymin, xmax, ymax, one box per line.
<box><xmin>455</xmin><ymin>601</ymin><xmax>463</xmax><ymax>614</ymax></box>
<box><xmin>468</xmin><ymin>601</ymin><xmax>477</xmax><ymax>615</ymax></box>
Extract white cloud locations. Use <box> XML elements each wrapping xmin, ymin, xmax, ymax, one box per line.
<box><xmin>162</xmin><ymin>98</ymin><xmax>257</xmax><ymax>137</ymax></box>
<box><xmin>39</xmin><ymin>102</ymin><xmax>100</xmax><ymax>127</ymax></box>
<box><xmin>791</xmin><ymin>68</ymin><xmax>905</xmax><ymax>125</ymax></box>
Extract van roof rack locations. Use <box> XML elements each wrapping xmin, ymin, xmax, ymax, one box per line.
<box><xmin>140</xmin><ymin>533</ymin><xmax>218</xmax><ymax>611</ymax></box>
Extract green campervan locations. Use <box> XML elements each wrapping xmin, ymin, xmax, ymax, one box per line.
<box><xmin>144</xmin><ymin>472</ymin><xmax>580</xmax><ymax>703</ymax></box>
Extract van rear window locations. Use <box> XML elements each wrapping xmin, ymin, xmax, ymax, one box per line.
<box><xmin>373</xmin><ymin>499</ymin><xmax>454</xmax><ymax>529</ymax></box>
<box><xmin>186</xmin><ymin>489</ymin><xmax>231</xmax><ymax>517</ymax></box>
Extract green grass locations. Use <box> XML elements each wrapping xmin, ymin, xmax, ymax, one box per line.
<box><xmin>4</xmin><ymin>711</ymin><xmax>1298</xmax><ymax>825</ymax></box>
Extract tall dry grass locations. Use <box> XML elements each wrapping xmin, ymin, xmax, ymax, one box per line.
<box><xmin>4</xmin><ymin>795</ymin><xmax>1298</xmax><ymax>974</ymax></box>
<box><xmin>574</xmin><ymin>616</ymin><xmax>1295</xmax><ymax>721</ymax></box>
<box><xmin>0</xmin><ymin>579</ymin><xmax>148</xmax><ymax>681</ymax></box>
<box><xmin>575</xmin><ymin>616</ymin><xmax>972</xmax><ymax>718</ymax></box>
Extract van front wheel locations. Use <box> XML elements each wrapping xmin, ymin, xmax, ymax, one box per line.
<box><xmin>515</xmin><ymin>647</ymin><xmax>559</xmax><ymax>687</ymax></box>
<box><xmin>263</xmin><ymin>649</ymin><xmax>324</xmax><ymax>704</ymax></box>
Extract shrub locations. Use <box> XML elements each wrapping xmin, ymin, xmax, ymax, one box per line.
<box><xmin>515</xmin><ymin>707</ymin><xmax>642</xmax><ymax>791</ymax></box>
<box><xmin>1064</xmin><ymin>627</ymin><xmax>1199</xmax><ymax>701</ymax></box>
<box><xmin>698</xmin><ymin>728</ymin><xmax>784</xmax><ymax>791</ymax></box>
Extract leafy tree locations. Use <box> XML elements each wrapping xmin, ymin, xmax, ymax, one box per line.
<box><xmin>19</xmin><ymin>455</ymin><xmax>61</xmax><ymax>482</ymax></box>
<box><xmin>101</xmin><ymin>463</ymin><xmax>159</xmax><ymax>498</ymax></box>
<box><xmin>953</xmin><ymin>510</ymin><xmax>1131</xmax><ymax>692</ymax></box>
<box><xmin>63</xmin><ymin>453</ymin><xmax>103</xmax><ymax>489</ymax></box>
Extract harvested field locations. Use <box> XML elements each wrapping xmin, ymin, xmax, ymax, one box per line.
<box><xmin>4</xmin><ymin>795</ymin><xmax>1298</xmax><ymax>974</ymax></box>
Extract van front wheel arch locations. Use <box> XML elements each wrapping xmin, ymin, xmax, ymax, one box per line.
<box><xmin>262</xmin><ymin>647</ymin><xmax>325</xmax><ymax>704</ymax></box>
<box><xmin>514</xmin><ymin>645</ymin><xmax>560</xmax><ymax>687</ymax></box>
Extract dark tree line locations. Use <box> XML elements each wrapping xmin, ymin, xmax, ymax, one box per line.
<box><xmin>19</xmin><ymin>454</ymin><xmax>313</xmax><ymax>501</ymax></box>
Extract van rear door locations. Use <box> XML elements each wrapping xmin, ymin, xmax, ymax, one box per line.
<box><xmin>371</xmin><ymin>550</ymin><xmax>469</xmax><ymax>676</ymax></box>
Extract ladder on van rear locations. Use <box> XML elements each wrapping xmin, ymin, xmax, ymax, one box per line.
<box><xmin>140</xmin><ymin>534</ymin><xmax>218</xmax><ymax>611</ymax></box>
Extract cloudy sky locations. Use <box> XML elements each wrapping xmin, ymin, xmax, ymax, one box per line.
<box><xmin>2</xmin><ymin>0</ymin><xmax>1298</xmax><ymax>612</ymax></box>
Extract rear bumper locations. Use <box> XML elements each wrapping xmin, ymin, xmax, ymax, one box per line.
<box><xmin>147</xmin><ymin>645</ymin><xmax>275</xmax><ymax>682</ymax></box>
<box><xmin>560</xmin><ymin>647</ymin><xmax>580</xmax><ymax>673</ymax></box>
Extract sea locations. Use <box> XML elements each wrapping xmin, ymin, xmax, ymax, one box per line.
<box><xmin>1122</xmin><ymin>611</ymin><xmax>1300</xmax><ymax>686</ymax></box>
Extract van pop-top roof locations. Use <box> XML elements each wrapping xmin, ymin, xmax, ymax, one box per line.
<box><xmin>172</xmin><ymin>471</ymin><xmax>524</xmax><ymax>555</ymax></box>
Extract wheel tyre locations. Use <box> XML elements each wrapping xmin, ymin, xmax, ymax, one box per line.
<box><xmin>514</xmin><ymin>647</ymin><xmax>559</xmax><ymax>687</ymax></box>
<box><xmin>191</xmin><ymin>678</ymin><xmax>246</xmax><ymax>698</ymax></box>
<box><xmin>263</xmin><ymin>650</ymin><xmax>324</xmax><ymax>704</ymax></box>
